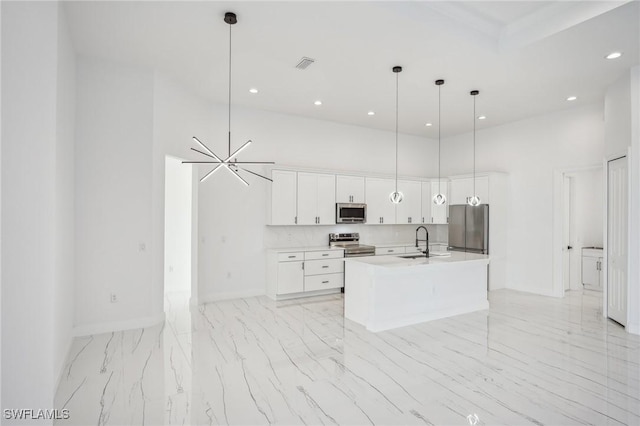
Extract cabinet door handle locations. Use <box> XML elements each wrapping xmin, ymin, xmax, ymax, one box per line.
<box><xmin>322</xmin><ymin>280</ymin><xmax>329</xmax><ymax>284</ymax></box>
<box><xmin>302</xmin><ymin>262</ymin><xmax>304</xmax><ymax>270</ymax></box>
<box><xmin>431</xmin><ymin>216</ymin><xmax>433</xmax><ymax>223</ymax></box>
<box><xmin>422</xmin><ymin>217</ymin><xmax>424</xmax><ymax>223</ymax></box>
<box><xmin>294</xmin><ymin>216</ymin><xmax>297</xmax><ymax>224</ymax></box>
<box><xmin>382</xmin><ymin>217</ymin><xmax>384</xmax><ymax>224</ymax></box>
<box><xmin>322</xmin><ymin>253</ymin><xmax>329</xmax><ymax>257</ymax></box>
<box><xmin>322</xmin><ymin>265</ymin><xmax>329</xmax><ymax>268</ymax></box>
<box><xmin>288</xmin><ymin>255</ymin><xmax>296</xmax><ymax>258</ymax></box>
<box><xmin>389</xmin><ymin>250</ymin><xmax>394</xmax><ymax>253</ymax></box>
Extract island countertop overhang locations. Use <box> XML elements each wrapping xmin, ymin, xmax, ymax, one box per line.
<box><xmin>344</xmin><ymin>251</ymin><xmax>489</xmax><ymax>270</ymax></box>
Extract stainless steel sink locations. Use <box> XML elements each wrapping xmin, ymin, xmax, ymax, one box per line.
<box><xmin>399</xmin><ymin>254</ymin><xmax>428</xmax><ymax>259</ymax></box>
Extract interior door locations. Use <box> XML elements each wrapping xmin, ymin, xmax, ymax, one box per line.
<box><xmin>607</xmin><ymin>157</ymin><xmax>628</xmax><ymax>326</ymax></box>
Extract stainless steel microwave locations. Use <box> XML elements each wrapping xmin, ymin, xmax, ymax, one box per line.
<box><xmin>336</xmin><ymin>203</ymin><xmax>367</xmax><ymax>223</ymax></box>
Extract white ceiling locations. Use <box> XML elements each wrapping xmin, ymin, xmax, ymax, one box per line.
<box><xmin>63</xmin><ymin>1</ymin><xmax>639</xmax><ymax>138</ymax></box>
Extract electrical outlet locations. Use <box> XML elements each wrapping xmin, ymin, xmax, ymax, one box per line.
<box><xmin>139</xmin><ymin>242</ymin><xmax>146</xmax><ymax>252</ymax></box>
<box><xmin>110</xmin><ymin>293</ymin><xmax>118</xmax><ymax>303</ymax></box>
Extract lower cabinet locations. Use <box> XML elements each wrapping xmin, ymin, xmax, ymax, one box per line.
<box><xmin>375</xmin><ymin>246</ymin><xmax>406</xmax><ymax>255</ymax></box>
<box><xmin>267</xmin><ymin>249</ymin><xmax>344</xmax><ymax>299</ymax></box>
<box><xmin>277</xmin><ymin>261</ymin><xmax>304</xmax><ymax>294</ymax></box>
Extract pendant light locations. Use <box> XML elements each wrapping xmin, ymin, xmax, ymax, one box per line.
<box><xmin>468</xmin><ymin>90</ymin><xmax>481</xmax><ymax>206</ymax></box>
<box><xmin>433</xmin><ymin>79</ymin><xmax>446</xmax><ymax>205</ymax></box>
<box><xmin>389</xmin><ymin>66</ymin><xmax>404</xmax><ymax>204</ymax></box>
<box><xmin>183</xmin><ymin>12</ymin><xmax>274</xmax><ymax>185</ymax></box>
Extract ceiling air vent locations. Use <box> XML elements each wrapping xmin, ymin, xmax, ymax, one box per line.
<box><xmin>295</xmin><ymin>57</ymin><xmax>315</xmax><ymax>70</ymax></box>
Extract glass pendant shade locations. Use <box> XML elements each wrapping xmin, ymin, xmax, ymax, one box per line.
<box><xmin>390</xmin><ymin>191</ymin><xmax>404</xmax><ymax>204</ymax></box>
<box><xmin>433</xmin><ymin>193</ymin><xmax>446</xmax><ymax>205</ymax></box>
<box><xmin>468</xmin><ymin>195</ymin><xmax>481</xmax><ymax>206</ymax></box>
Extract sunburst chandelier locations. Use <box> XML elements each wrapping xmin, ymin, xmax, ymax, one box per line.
<box><xmin>184</xmin><ymin>12</ymin><xmax>274</xmax><ymax>185</ymax></box>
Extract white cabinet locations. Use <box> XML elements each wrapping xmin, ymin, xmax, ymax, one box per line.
<box><xmin>375</xmin><ymin>246</ymin><xmax>406</xmax><ymax>255</ymax></box>
<box><xmin>267</xmin><ymin>249</ymin><xmax>345</xmax><ymax>299</ymax></box>
<box><xmin>582</xmin><ymin>248</ymin><xmax>603</xmax><ymax>291</ymax></box>
<box><xmin>277</xmin><ymin>261</ymin><xmax>304</xmax><ymax>294</ymax></box>
<box><xmin>420</xmin><ymin>181</ymin><xmax>432</xmax><ymax>224</ymax></box>
<box><xmin>297</xmin><ymin>172</ymin><xmax>336</xmax><ymax>225</ymax></box>
<box><xmin>336</xmin><ymin>175</ymin><xmax>365</xmax><ymax>203</ymax></box>
<box><xmin>270</xmin><ymin>170</ymin><xmax>297</xmax><ymax>225</ymax></box>
<box><xmin>450</xmin><ymin>176</ymin><xmax>489</xmax><ymax>205</ymax></box>
<box><xmin>365</xmin><ymin>178</ymin><xmax>396</xmax><ymax>225</ymax></box>
<box><xmin>396</xmin><ymin>180</ymin><xmax>422</xmax><ymax>224</ymax></box>
<box><xmin>430</xmin><ymin>181</ymin><xmax>449</xmax><ymax>224</ymax></box>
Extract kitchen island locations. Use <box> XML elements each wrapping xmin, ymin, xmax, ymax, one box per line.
<box><xmin>344</xmin><ymin>252</ymin><xmax>490</xmax><ymax>332</ymax></box>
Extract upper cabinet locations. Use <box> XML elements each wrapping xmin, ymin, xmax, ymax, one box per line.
<box><xmin>395</xmin><ymin>180</ymin><xmax>422</xmax><ymax>224</ymax></box>
<box><xmin>269</xmin><ymin>170</ymin><xmax>297</xmax><ymax>225</ymax></box>
<box><xmin>336</xmin><ymin>175</ymin><xmax>365</xmax><ymax>203</ymax></box>
<box><xmin>365</xmin><ymin>177</ymin><xmax>396</xmax><ymax>225</ymax></box>
<box><xmin>450</xmin><ymin>176</ymin><xmax>489</xmax><ymax>205</ymax></box>
<box><xmin>430</xmin><ymin>181</ymin><xmax>449</xmax><ymax>224</ymax></box>
<box><xmin>297</xmin><ymin>172</ymin><xmax>336</xmax><ymax>225</ymax></box>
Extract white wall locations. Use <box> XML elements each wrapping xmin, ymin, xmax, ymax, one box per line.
<box><xmin>53</xmin><ymin>3</ymin><xmax>76</xmax><ymax>391</ymax></box>
<box><xmin>74</xmin><ymin>58</ymin><xmax>158</xmax><ymax>334</ymax></box>
<box><xmin>164</xmin><ymin>156</ymin><xmax>192</xmax><ymax>294</ymax></box>
<box><xmin>442</xmin><ymin>103</ymin><xmax>605</xmax><ymax>296</ymax></box>
<box><xmin>604</xmin><ymin>72</ymin><xmax>631</xmax><ymax>157</ymax></box>
<box><xmin>1</xmin><ymin>1</ymin><xmax>75</xmax><ymax>420</ymax></box>
<box><xmin>571</xmin><ymin>169</ymin><xmax>604</xmax><ymax>249</ymax></box>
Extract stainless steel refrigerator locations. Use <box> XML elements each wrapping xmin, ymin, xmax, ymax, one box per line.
<box><xmin>448</xmin><ymin>204</ymin><xmax>489</xmax><ymax>254</ymax></box>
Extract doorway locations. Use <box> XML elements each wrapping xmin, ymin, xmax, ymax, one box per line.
<box><xmin>553</xmin><ymin>166</ymin><xmax>604</xmax><ymax>297</ymax></box>
<box><xmin>164</xmin><ymin>156</ymin><xmax>193</xmax><ymax>313</ymax></box>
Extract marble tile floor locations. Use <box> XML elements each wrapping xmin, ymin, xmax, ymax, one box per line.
<box><xmin>54</xmin><ymin>289</ymin><xmax>640</xmax><ymax>425</ymax></box>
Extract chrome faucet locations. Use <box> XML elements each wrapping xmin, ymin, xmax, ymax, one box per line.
<box><xmin>415</xmin><ymin>226</ymin><xmax>430</xmax><ymax>257</ymax></box>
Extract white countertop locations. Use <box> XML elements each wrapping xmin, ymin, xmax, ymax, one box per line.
<box><xmin>369</xmin><ymin>241</ymin><xmax>448</xmax><ymax>248</ymax></box>
<box><xmin>266</xmin><ymin>246</ymin><xmax>344</xmax><ymax>253</ymax></box>
<box><xmin>345</xmin><ymin>251</ymin><xmax>489</xmax><ymax>269</ymax></box>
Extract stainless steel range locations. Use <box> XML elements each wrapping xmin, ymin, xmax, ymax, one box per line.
<box><xmin>329</xmin><ymin>233</ymin><xmax>375</xmax><ymax>257</ymax></box>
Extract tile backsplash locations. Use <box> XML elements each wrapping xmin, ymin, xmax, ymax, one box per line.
<box><xmin>264</xmin><ymin>224</ymin><xmax>448</xmax><ymax>249</ymax></box>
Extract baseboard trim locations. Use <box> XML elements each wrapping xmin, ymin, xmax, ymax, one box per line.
<box><xmin>199</xmin><ymin>289</ymin><xmax>266</xmax><ymax>304</ymax></box>
<box><xmin>72</xmin><ymin>312</ymin><xmax>166</xmax><ymax>337</ymax></box>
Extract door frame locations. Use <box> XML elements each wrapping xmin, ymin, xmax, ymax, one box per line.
<box><xmin>603</xmin><ymin>149</ymin><xmax>631</xmax><ymax>321</ymax></box>
<box><xmin>552</xmin><ymin>164</ymin><xmax>603</xmax><ymax>298</ymax></box>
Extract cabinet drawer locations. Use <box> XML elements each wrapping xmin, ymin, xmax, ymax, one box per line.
<box><xmin>305</xmin><ymin>250</ymin><xmax>344</xmax><ymax>260</ymax></box>
<box><xmin>304</xmin><ymin>259</ymin><xmax>344</xmax><ymax>276</ymax></box>
<box><xmin>305</xmin><ymin>273</ymin><xmax>344</xmax><ymax>292</ymax></box>
<box><xmin>375</xmin><ymin>246</ymin><xmax>406</xmax><ymax>255</ymax></box>
<box><xmin>278</xmin><ymin>252</ymin><xmax>304</xmax><ymax>262</ymax></box>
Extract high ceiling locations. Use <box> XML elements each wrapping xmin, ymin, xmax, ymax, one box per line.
<box><xmin>63</xmin><ymin>1</ymin><xmax>639</xmax><ymax>138</ymax></box>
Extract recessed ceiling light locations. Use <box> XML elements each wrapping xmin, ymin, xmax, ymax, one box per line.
<box><xmin>367</xmin><ymin>111</ymin><xmax>375</xmax><ymax>116</ymax></box>
<box><xmin>314</xmin><ymin>100</ymin><xmax>322</xmax><ymax>106</ymax></box>
<box><xmin>605</xmin><ymin>52</ymin><xmax>622</xmax><ymax>60</ymax></box>
<box><xmin>425</xmin><ymin>123</ymin><xmax>432</xmax><ymax>126</ymax></box>
<box><xmin>477</xmin><ymin>115</ymin><xmax>486</xmax><ymax>120</ymax></box>
<box><xmin>566</xmin><ymin>96</ymin><xmax>577</xmax><ymax>101</ymax></box>
<box><xmin>249</xmin><ymin>88</ymin><xmax>258</xmax><ymax>94</ymax></box>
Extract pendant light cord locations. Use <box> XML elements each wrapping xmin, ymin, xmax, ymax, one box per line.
<box><xmin>473</xmin><ymin>94</ymin><xmax>476</xmax><ymax>196</ymax></box>
<box><xmin>228</xmin><ymin>22</ymin><xmax>232</xmax><ymax>158</ymax></box>
<box><xmin>395</xmin><ymin>71</ymin><xmax>399</xmax><ymax>193</ymax></box>
<box><xmin>438</xmin><ymin>84</ymin><xmax>441</xmax><ymax>195</ymax></box>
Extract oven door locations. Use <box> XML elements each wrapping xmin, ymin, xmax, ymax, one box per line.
<box><xmin>336</xmin><ymin>203</ymin><xmax>367</xmax><ymax>223</ymax></box>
